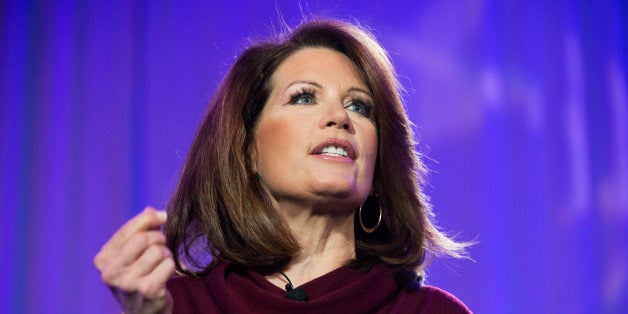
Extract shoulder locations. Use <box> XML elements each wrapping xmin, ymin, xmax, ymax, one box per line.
<box><xmin>367</xmin><ymin>265</ymin><xmax>472</xmax><ymax>313</ymax></box>
<box><xmin>166</xmin><ymin>262</ymin><xmax>227</xmax><ymax>293</ymax></box>
<box><xmin>412</xmin><ymin>285</ymin><xmax>472</xmax><ymax>314</ymax></box>
<box><xmin>167</xmin><ymin>274</ymin><xmax>222</xmax><ymax>313</ymax></box>
<box><xmin>167</xmin><ymin>275</ymin><xmax>204</xmax><ymax>289</ymax></box>
<box><xmin>165</xmin><ymin>264</ymin><xmax>227</xmax><ymax>312</ymax></box>
<box><xmin>166</xmin><ymin>275</ymin><xmax>208</xmax><ymax>302</ymax></box>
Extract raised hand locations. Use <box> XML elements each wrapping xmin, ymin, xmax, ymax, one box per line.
<box><xmin>94</xmin><ymin>207</ymin><xmax>175</xmax><ymax>313</ymax></box>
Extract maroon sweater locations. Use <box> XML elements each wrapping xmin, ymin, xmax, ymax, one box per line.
<box><xmin>167</xmin><ymin>262</ymin><xmax>471</xmax><ymax>313</ymax></box>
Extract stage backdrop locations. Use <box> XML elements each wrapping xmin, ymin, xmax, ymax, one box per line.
<box><xmin>1</xmin><ymin>1</ymin><xmax>626</xmax><ymax>313</ymax></box>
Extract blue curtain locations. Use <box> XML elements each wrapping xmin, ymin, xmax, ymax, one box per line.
<box><xmin>1</xmin><ymin>1</ymin><xmax>626</xmax><ymax>313</ymax></box>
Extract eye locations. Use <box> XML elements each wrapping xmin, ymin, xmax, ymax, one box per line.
<box><xmin>346</xmin><ymin>98</ymin><xmax>374</xmax><ymax>119</ymax></box>
<box><xmin>289</xmin><ymin>89</ymin><xmax>316</xmax><ymax>105</ymax></box>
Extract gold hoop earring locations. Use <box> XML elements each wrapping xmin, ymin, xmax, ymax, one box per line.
<box><xmin>359</xmin><ymin>195</ymin><xmax>382</xmax><ymax>233</ymax></box>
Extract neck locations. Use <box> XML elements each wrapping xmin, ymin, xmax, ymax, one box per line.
<box><xmin>266</xmin><ymin>199</ymin><xmax>356</xmax><ymax>289</ymax></box>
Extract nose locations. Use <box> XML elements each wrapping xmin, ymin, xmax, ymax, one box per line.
<box><xmin>320</xmin><ymin>101</ymin><xmax>353</xmax><ymax>132</ymax></box>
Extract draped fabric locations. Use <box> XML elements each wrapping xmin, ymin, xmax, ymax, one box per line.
<box><xmin>1</xmin><ymin>1</ymin><xmax>626</xmax><ymax>313</ymax></box>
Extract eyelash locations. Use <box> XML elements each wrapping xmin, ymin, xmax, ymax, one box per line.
<box><xmin>346</xmin><ymin>95</ymin><xmax>375</xmax><ymax>119</ymax></box>
<box><xmin>288</xmin><ymin>88</ymin><xmax>375</xmax><ymax>119</ymax></box>
<box><xmin>288</xmin><ymin>87</ymin><xmax>316</xmax><ymax>105</ymax></box>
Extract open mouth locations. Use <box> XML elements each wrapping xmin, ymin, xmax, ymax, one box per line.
<box><xmin>312</xmin><ymin>138</ymin><xmax>356</xmax><ymax>160</ymax></box>
<box><xmin>320</xmin><ymin>145</ymin><xmax>349</xmax><ymax>157</ymax></box>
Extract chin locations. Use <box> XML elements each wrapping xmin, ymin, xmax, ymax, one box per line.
<box><xmin>312</xmin><ymin>181</ymin><xmax>368</xmax><ymax>203</ymax></box>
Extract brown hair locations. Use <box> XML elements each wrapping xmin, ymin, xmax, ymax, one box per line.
<box><xmin>164</xmin><ymin>19</ymin><xmax>470</xmax><ymax>278</ymax></box>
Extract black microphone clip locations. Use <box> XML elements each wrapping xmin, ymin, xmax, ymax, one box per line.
<box><xmin>285</xmin><ymin>283</ymin><xmax>308</xmax><ymax>302</ymax></box>
<box><xmin>280</xmin><ymin>272</ymin><xmax>308</xmax><ymax>302</ymax></box>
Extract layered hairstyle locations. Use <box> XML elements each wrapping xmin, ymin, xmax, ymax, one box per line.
<box><xmin>164</xmin><ymin>19</ymin><xmax>469</xmax><ymax>278</ymax></box>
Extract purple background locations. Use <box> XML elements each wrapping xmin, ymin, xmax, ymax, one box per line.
<box><xmin>1</xmin><ymin>1</ymin><xmax>627</xmax><ymax>313</ymax></box>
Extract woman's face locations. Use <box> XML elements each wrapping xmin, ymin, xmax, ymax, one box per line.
<box><xmin>251</xmin><ymin>47</ymin><xmax>378</xmax><ymax>212</ymax></box>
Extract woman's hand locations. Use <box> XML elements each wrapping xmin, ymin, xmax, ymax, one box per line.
<box><xmin>94</xmin><ymin>207</ymin><xmax>175</xmax><ymax>313</ymax></box>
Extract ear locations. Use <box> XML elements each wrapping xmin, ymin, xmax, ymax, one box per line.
<box><xmin>369</xmin><ymin>179</ymin><xmax>377</xmax><ymax>196</ymax></box>
<box><xmin>248</xmin><ymin>142</ymin><xmax>259</xmax><ymax>174</ymax></box>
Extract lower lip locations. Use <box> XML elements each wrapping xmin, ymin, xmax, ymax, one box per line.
<box><xmin>312</xmin><ymin>154</ymin><xmax>355</xmax><ymax>163</ymax></box>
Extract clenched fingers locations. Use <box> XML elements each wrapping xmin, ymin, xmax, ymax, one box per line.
<box><xmin>94</xmin><ymin>206</ymin><xmax>175</xmax><ymax>313</ymax></box>
<box><xmin>124</xmin><ymin>244</ymin><xmax>173</xmax><ymax>283</ymax></box>
<box><xmin>136</xmin><ymin>256</ymin><xmax>176</xmax><ymax>298</ymax></box>
<box><xmin>94</xmin><ymin>207</ymin><xmax>167</xmax><ymax>270</ymax></box>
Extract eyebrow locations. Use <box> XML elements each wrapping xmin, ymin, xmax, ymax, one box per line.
<box><xmin>287</xmin><ymin>80</ymin><xmax>323</xmax><ymax>89</ymax></box>
<box><xmin>347</xmin><ymin>87</ymin><xmax>372</xmax><ymax>97</ymax></box>
<box><xmin>286</xmin><ymin>80</ymin><xmax>372</xmax><ymax>97</ymax></box>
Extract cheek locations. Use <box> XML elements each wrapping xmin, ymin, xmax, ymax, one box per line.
<box><xmin>363</xmin><ymin>128</ymin><xmax>379</xmax><ymax>170</ymax></box>
<box><xmin>252</xmin><ymin>118</ymin><xmax>293</xmax><ymax>173</ymax></box>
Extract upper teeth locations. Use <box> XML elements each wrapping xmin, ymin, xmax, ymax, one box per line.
<box><xmin>321</xmin><ymin>146</ymin><xmax>348</xmax><ymax>157</ymax></box>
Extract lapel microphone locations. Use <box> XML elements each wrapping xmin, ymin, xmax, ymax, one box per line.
<box><xmin>279</xmin><ymin>271</ymin><xmax>308</xmax><ymax>302</ymax></box>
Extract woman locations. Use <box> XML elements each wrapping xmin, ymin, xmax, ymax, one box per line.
<box><xmin>95</xmin><ymin>19</ymin><xmax>472</xmax><ymax>313</ymax></box>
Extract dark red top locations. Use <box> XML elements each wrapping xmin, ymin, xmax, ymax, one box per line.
<box><xmin>167</xmin><ymin>262</ymin><xmax>471</xmax><ymax>313</ymax></box>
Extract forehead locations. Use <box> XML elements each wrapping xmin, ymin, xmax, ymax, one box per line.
<box><xmin>270</xmin><ymin>47</ymin><xmax>369</xmax><ymax>90</ymax></box>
